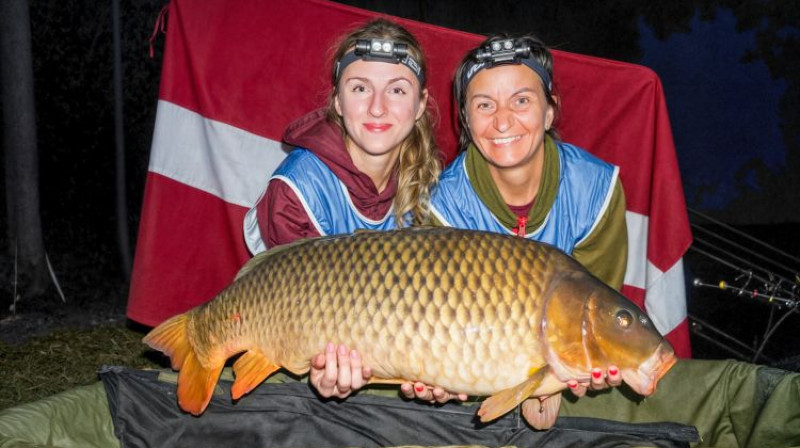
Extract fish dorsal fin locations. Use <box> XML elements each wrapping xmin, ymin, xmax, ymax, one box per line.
<box><xmin>234</xmin><ymin>238</ymin><xmax>315</xmax><ymax>281</ymax></box>
<box><xmin>403</xmin><ymin>225</ymin><xmax>437</xmax><ymax>232</ymax></box>
<box><xmin>235</xmin><ymin>232</ymin><xmax>362</xmax><ymax>281</ymax></box>
<box><xmin>477</xmin><ymin>365</ymin><xmax>550</xmax><ymax>422</ymax></box>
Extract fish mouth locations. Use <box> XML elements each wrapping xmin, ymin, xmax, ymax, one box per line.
<box><xmin>621</xmin><ymin>342</ymin><xmax>677</xmax><ymax>396</ymax></box>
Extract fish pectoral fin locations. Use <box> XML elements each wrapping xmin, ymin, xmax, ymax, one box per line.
<box><xmin>231</xmin><ymin>350</ymin><xmax>280</xmax><ymax>400</ymax></box>
<box><xmin>477</xmin><ymin>365</ymin><xmax>550</xmax><ymax>422</ymax></box>
<box><xmin>176</xmin><ymin>352</ymin><xmax>225</xmax><ymax>416</ymax></box>
<box><xmin>521</xmin><ymin>393</ymin><xmax>563</xmax><ymax>430</ymax></box>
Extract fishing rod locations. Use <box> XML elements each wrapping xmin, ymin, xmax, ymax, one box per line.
<box><xmin>686</xmin><ymin>208</ymin><xmax>799</xmax><ymax>364</ymax></box>
<box><xmin>689</xmin><ymin>208</ymin><xmax>800</xmax><ymax>266</ymax></box>
<box><xmin>688</xmin><ymin>315</ymin><xmax>774</xmax><ymax>363</ymax></box>
<box><xmin>692</xmin><ymin>275</ymin><xmax>798</xmax><ymax>309</ymax></box>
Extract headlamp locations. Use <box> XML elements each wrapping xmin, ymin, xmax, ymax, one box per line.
<box><xmin>462</xmin><ymin>38</ymin><xmax>552</xmax><ymax>93</ymax></box>
<box><xmin>334</xmin><ymin>38</ymin><xmax>425</xmax><ymax>85</ymax></box>
<box><xmin>475</xmin><ymin>38</ymin><xmax>530</xmax><ymax>64</ymax></box>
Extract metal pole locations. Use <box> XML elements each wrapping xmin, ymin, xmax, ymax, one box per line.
<box><xmin>112</xmin><ymin>0</ymin><xmax>132</xmax><ymax>280</ymax></box>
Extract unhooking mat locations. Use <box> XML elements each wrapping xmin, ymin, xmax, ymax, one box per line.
<box><xmin>0</xmin><ymin>359</ymin><xmax>797</xmax><ymax>447</ymax></box>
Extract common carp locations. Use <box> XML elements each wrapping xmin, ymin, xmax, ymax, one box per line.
<box><xmin>143</xmin><ymin>227</ymin><xmax>676</xmax><ymax>427</ymax></box>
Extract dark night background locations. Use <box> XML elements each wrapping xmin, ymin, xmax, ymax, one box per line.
<box><xmin>1</xmin><ymin>1</ymin><xmax>798</xmax><ymax>364</ymax></box>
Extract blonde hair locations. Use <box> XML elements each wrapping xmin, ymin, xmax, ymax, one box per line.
<box><xmin>326</xmin><ymin>18</ymin><xmax>441</xmax><ymax>226</ymax></box>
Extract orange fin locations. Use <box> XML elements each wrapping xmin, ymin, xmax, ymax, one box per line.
<box><xmin>520</xmin><ymin>393</ymin><xmax>563</xmax><ymax>430</ymax></box>
<box><xmin>231</xmin><ymin>350</ymin><xmax>280</xmax><ymax>400</ymax></box>
<box><xmin>142</xmin><ymin>314</ymin><xmax>193</xmax><ymax>370</ymax></box>
<box><xmin>143</xmin><ymin>313</ymin><xmax>225</xmax><ymax>415</ymax></box>
<box><xmin>176</xmin><ymin>351</ymin><xmax>225</xmax><ymax>416</ymax></box>
<box><xmin>478</xmin><ymin>365</ymin><xmax>549</xmax><ymax>422</ymax></box>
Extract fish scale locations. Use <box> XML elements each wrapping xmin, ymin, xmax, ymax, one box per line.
<box><xmin>144</xmin><ymin>227</ymin><xmax>675</xmax><ymax>426</ymax></box>
<box><xmin>202</xmin><ymin>230</ymin><xmax>542</xmax><ymax>388</ymax></box>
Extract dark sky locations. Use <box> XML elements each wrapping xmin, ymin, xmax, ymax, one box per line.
<box><xmin>639</xmin><ymin>8</ymin><xmax>788</xmax><ymax>212</ymax></box>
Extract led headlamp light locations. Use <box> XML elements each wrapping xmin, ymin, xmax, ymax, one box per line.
<box><xmin>334</xmin><ymin>38</ymin><xmax>425</xmax><ymax>85</ymax></box>
<box><xmin>462</xmin><ymin>38</ymin><xmax>552</xmax><ymax>92</ymax></box>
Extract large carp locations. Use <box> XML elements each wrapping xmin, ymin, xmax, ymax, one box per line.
<box><xmin>144</xmin><ymin>227</ymin><xmax>676</xmax><ymax>427</ymax></box>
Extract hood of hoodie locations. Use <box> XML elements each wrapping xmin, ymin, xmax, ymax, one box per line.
<box><xmin>281</xmin><ymin>109</ymin><xmax>397</xmax><ymax>218</ymax></box>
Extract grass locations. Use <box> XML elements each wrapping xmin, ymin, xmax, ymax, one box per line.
<box><xmin>0</xmin><ymin>323</ymin><xmax>162</xmax><ymax>411</ymax></box>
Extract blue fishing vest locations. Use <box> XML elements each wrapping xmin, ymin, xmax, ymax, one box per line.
<box><xmin>244</xmin><ymin>149</ymin><xmax>398</xmax><ymax>254</ymax></box>
<box><xmin>430</xmin><ymin>141</ymin><xmax>618</xmax><ymax>255</ymax></box>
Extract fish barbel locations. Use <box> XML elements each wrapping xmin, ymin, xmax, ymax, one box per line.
<box><xmin>143</xmin><ymin>227</ymin><xmax>676</xmax><ymax>427</ymax></box>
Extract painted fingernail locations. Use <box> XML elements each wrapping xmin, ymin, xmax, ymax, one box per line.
<box><xmin>415</xmin><ymin>384</ymin><xmax>425</xmax><ymax>393</ymax></box>
<box><xmin>567</xmin><ymin>380</ymin><xmax>578</xmax><ymax>388</ymax></box>
<box><xmin>592</xmin><ymin>369</ymin><xmax>603</xmax><ymax>379</ymax></box>
<box><xmin>609</xmin><ymin>367</ymin><xmax>619</xmax><ymax>376</ymax></box>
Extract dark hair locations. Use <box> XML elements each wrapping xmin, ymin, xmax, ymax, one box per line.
<box><xmin>453</xmin><ymin>33</ymin><xmax>560</xmax><ymax>151</ymax></box>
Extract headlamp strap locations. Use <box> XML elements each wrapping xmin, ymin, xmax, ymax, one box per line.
<box><xmin>334</xmin><ymin>39</ymin><xmax>425</xmax><ymax>85</ymax></box>
<box><xmin>463</xmin><ymin>38</ymin><xmax>552</xmax><ymax>92</ymax></box>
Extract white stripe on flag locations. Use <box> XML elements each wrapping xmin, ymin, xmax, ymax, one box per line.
<box><xmin>149</xmin><ymin>100</ymin><xmax>288</xmax><ymax>207</ymax></box>
<box><xmin>147</xmin><ymin>100</ymin><xmax>687</xmax><ymax>334</ymax></box>
<box><xmin>625</xmin><ymin>211</ymin><xmax>687</xmax><ymax>334</ymax></box>
<box><xmin>645</xmin><ymin>257</ymin><xmax>688</xmax><ymax>335</ymax></box>
<box><xmin>624</xmin><ymin>211</ymin><xmax>647</xmax><ymax>290</ymax></box>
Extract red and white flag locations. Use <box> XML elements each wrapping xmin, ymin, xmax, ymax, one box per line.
<box><xmin>127</xmin><ymin>0</ymin><xmax>693</xmax><ymax>357</ymax></box>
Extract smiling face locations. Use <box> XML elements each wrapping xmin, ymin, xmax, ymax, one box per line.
<box><xmin>334</xmin><ymin>59</ymin><xmax>428</xmax><ymax>163</ymax></box>
<box><xmin>465</xmin><ymin>64</ymin><xmax>554</xmax><ymax>171</ymax></box>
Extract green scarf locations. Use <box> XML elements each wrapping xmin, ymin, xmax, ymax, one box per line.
<box><xmin>465</xmin><ymin>135</ymin><xmax>560</xmax><ymax>233</ymax></box>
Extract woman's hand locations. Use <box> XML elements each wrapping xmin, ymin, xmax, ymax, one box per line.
<box><xmin>309</xmin><ymin>343</ymin><xmax>372</xmax><ymax>398</ymax></box>
<box><xmin>309</xmin><ymin>343</ymin><xmax>466</xmax><ymax>403</ymax></box>
<box><xmin>400</xmin><ymin>382</ymin><xmax>468</xmax><ymax>404</ymax></box>
<box><xmin>566</xmin><ymin>365</ymin><xmax>623</xmax><ymax>397</ymax></box>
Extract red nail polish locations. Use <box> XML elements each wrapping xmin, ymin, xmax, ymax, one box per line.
<box><xmin>592</xmin><ymin>370</ymin><xmax>602</xmax><ymax>379</ymax></box>
<box><xmin>609</xmin><ymin>367</ymin><xmax>619</xmax><ymax>376</ymax></box>
<box><xmin>568</xmin><ymin>382</ymin><xmax>577</xmax><ymax>388</ymax></box>
<box><xmin>415</xmin><ymin>384</ymin><xmax>425</xmax><ymax>393</ymax></box>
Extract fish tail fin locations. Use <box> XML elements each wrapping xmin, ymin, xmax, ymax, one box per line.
<box><xmin>231</xmin><ymin>350</ymin><xmax>280</xmax><ymax>400</ymax></box>
<box><xmin>477</xmin><ymin>365</ymin><xmax>549</xmax><ymax>422</ymax></box>
<box><xmin>177</xmin><ymin>351</ymin><xmax>225</xmax><ymax>415</ymax></box>
<box><xmin>143</xmin><ymin>313</ymin><xmax>223</xmax><ymax>415</ymax></box>
<box><xmin>142</xmin><ymin>313</ymin><xmax>193</xmax><ymax>370</ymax></box>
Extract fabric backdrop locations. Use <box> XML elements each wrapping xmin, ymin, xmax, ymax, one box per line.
<box><xmin>126</xmin><ymin>0</ymin><xmax>693</xmax><ymax>357</ymax></box>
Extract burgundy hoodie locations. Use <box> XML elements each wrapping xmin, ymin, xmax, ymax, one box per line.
<box><xmin>254</xmin><ymin>109</ymin><xmax>398</xmax><ymax>248</ymax></box>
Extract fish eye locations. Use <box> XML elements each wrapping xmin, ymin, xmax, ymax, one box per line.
<box><xmin>615</xmin><ymin>310</ymin><xmax>633</xmax><ymax>329</ymax></box>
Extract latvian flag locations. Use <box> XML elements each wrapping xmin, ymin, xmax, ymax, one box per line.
<box><xmin>127</xmin><ymin>0</ymin><xmax>693</xmax><ymax>357</ymax></box>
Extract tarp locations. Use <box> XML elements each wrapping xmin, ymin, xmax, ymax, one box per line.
<box><xmin>99</xmin><ymin>367</ymin><xmax>697</xmax><ymax>448</ymax></box>
<box><xmin>3</xmin><ymin>360</ymin><xmax>800</xmax><ymax>447</ymax></box>
<box><xmin>126</xmin><ymin>0</ymin><xmax>693</xmax><ymax>357</ymax></box>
